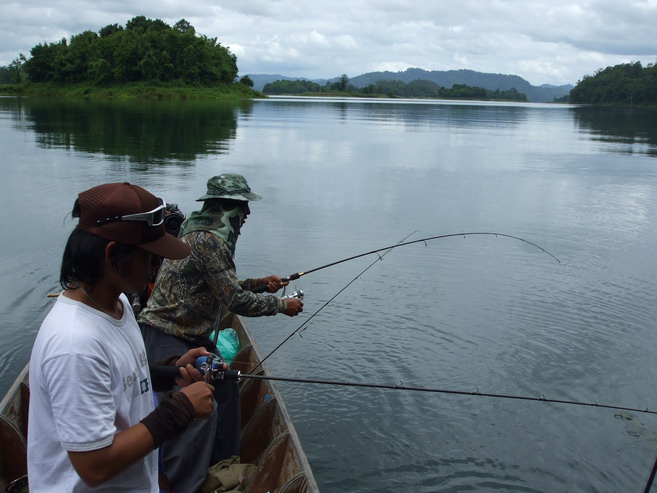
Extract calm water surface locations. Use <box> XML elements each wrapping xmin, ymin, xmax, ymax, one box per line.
<box><xmin>2</xmin><ymin>95</ymin><xmax>657</xmax><ymax>492</ymax></box>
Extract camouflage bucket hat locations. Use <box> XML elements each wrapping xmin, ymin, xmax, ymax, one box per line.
<box><xmin>196</xmin><ymin>173</ymin><xmax>262</xmax><ymax>202</ymax></box>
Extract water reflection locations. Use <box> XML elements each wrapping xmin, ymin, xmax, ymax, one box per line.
<box><xmin>0</xmin><ymin>97</ymin><xmax>249</xmax><ymax>165</ymax></box>
<box><xmin>259</xmin><ymin>97</ymin><xmax>532</xmax><ymax>129</ymax></box>
<box><xmin>572</xmin><ymin>106</ymin><xmax>657</xmax><ymax>157</ymax></box>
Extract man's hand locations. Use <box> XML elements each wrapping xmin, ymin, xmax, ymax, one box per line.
<box><xmin>282</xmin><ymin>297</ymin><xmax>303</xmax><ymax>316</ymax></box>
<box><xmin>174</xmin><ymin>347</ymin><xmax>211</xmax><ymax>387</ymax></box>
<box><xmin>179</xmin><ymin>382</ymin><xmax>215</xmax><ymax>419</ymax></box>
<box><xmin>259</xmin><ymin>275</ymin><xmax>289</xmax><ymax>293</ymax></box>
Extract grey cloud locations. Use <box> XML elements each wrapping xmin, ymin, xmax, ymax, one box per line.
<box><xmin>1</xmin><ymin>0</ymin><xmax>655</xmax><ymax>86</ymax></box>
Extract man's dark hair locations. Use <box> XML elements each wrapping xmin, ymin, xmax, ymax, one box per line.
<box><xmin>59</xmin><ymin>200</ymin><xmax>138</xmax><ymax>290</ymax></box>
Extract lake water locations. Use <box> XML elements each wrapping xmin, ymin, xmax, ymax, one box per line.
<box><xmin>1</xmin><ymin>95</ymin><xmax>657</xmax><ymax>492</ymax></box>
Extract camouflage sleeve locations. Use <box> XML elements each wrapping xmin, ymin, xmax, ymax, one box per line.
<box><xmin>239</xmin><ymin>278</ymin><xmax>259</xmax><ymax>291</ymax></box>
<box><xmin>203</xmin><ymin>234</ymin><xmax>284</xmax><ymax>316</ymax></box>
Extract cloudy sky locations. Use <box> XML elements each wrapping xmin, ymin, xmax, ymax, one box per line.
<box><xmin>1</xmin><ymin>0</ymin><xmax>656</xmax><ymax>86</ymax></box>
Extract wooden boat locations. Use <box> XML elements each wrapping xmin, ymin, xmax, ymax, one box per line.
<box><xmin>0</xmin><ymin>310</ymin><xmax>318</xmax><ymax>493</ymax></box>
<box><xmin>0</xmin><ymin>363</ymin><xmax>27</xmax><ymax>493</ymax></box>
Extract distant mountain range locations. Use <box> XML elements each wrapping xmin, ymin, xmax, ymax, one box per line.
<box><xmin>247</xmin><ymin>68</ymin><xmax>573</xmax><ymax>103</ymax></box>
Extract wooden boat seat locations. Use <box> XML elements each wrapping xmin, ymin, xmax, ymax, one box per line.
<box><xmin>239</xmin><ymin>373</ymin><xmax>272</xmax><ymax>426</ymax></box>
<box><xmin>279</xmin><ymin>473</ymin><xmax>310</xmax><ymax>493</ymax></box>
<box><xmin>240</xmin><ymin>396</ymin><xmax>287</xmax><ymax>464</ymax></box>
<box><xmin>246</xmin><ymin>432</ymin><xmax>306</xmax><ymax>493</ymax></box>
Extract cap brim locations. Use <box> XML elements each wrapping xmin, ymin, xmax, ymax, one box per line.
<box><xmin>139</xmin><ymin>232</ymin><xmax>191</xmax><ymax>259</ymax></box>
<box><xmin>196</xmin><ymin>192</ymin><xmax>262</xmax><ymax>202</ymax></box>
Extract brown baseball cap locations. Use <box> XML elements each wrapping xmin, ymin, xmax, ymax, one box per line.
<box><xmin>77</xmin><ymin>182</ymin><xmax>191</xmax><ymax>259</ymax></box>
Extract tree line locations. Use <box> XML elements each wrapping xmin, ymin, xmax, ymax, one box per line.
<box><xmin>569</xmin><ymin>61</ymin><xmax>657</xmax><ymax>105</ymax></box>
<box><xmin>1</xmin><ymin>17</ymin><xmax>252</xmax><ymax>86</ymax></box>
<box><xmin>263</xmin><ymin>76</ymin><xmax>528</xmax><ymax>101</ymax></box>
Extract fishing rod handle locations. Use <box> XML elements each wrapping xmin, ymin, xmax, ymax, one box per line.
<box><xmin>150</xmin><ymin>365</ymin><xmax>181</xmax><ymax>380</ymax></box>
<box><xmin>252</xmin><ymin>275</ymin><xmax>293</xmax><ymax>294</ymax></box>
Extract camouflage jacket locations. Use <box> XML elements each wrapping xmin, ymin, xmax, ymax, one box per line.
<box><xmin>139</xmin><ymin>231</ymin><xmax>284</xmax><ymax>345</ymax></box>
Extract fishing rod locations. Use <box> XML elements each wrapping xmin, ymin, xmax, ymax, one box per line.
<box><xmin>251</xmin><ymin>230</ymin><xmax>420</xmax><ymax>372</ymax></box>
<box><xmin>273</xmin><ymin>232</ymin><xmax>560</xmax><ymax>284</ymax></box>
<box><xmin>645</xmin><ymin>456</ymin><xmax>657</xmax><ymax>493</ymax></box>
<box><xmin>160</xmin><ymin>354</ymin><xmax>657</xmax><ymax>417</ymax></box>
<box><xmin>234</xmin><ymin>373</ymin><xmax>657</xmax><ymax>417</ymax></box>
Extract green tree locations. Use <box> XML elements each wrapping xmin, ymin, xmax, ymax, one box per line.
<box><xmin>126</xmin><ymin>16</ymin><xmax>169</xmax><ymax>33</ymax></box>
<box><xmin>25</xmin><ymin>41</ymin><xmax>68</xmax><ymax>82</ymax></box>
<box><xmin>337</xmin><ymin>74</ymin><xmax>349</xmax><ymax>91</ymax></box>
<box><xmin>99</xmin><ymin>24</ymin><xmax>123</xmax><ymax>38</ymax></box>
<box><xmin>239</xmin><ymin>75</ymin><xmax>254</xmax><ymax>87</ymax></box>
<box><xmin>64</xmin><ymin>31</ymin><xmax>99</xmax><ymax>83</ymax></box>
<box><xmin>0</xmin><ymin>66</ymin><xmax>13</xmax><ymax>84</ymax></box>
<box><xmin>8</xmin><ymin>54</ymin><xmax>27</xmax><ymax>83</ymax></box>
<box><xmin>174</xmin><ymin>19</ymin><xmax>195</xmax><ymax>35</ymax></box>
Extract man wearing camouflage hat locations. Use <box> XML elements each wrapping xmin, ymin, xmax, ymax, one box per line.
<box><xmin>139</xmin><ymin>173</ymin><xmax>303</xmax><ymax>492</ymax></box>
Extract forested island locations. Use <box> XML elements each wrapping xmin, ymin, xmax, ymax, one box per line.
<box><xmin>569</xmin><ymin>61</ymin><xmax>657</xmax><ymax>105</ymax></box>
<box><xmin>263</xmin><ymin>76</ymin><xmax>528</xmax><ymax>101</ymax></box>
<box><xmin>0</xmin><ymin>16</ymin><xmax>259</xmax><ymax>99</ymax></box>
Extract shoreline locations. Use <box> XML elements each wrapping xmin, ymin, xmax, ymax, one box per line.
<box><xmin>0</xmin><ymin>82</ymin><xmax>264</xmax><ymax>100</ymax></box>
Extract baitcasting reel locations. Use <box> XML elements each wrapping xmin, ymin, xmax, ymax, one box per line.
<box><xmin>195</xmin><ymin>354</ymin><xmax>241</xmax><ymax>383</ymax></box>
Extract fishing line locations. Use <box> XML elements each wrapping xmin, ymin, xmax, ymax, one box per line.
<box><xmin>250</xmin><ymin>230</ymin><xmax>420</xmax><ymax>373</ymax></box>
<box><xmin>277</xmin><ymin>232</ymin><xmax>560</xmax><ymax>283</ymax></box>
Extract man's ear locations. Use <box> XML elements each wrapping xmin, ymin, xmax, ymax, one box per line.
<box><xmin>103</xmin><ymin>241</ymin><xmax>117</xmax><ymax>273</ymax></box>
<box><xmin>104</xmin><ymin>241</ymin><xmax>117</xmax><ymax>266</ymax></box>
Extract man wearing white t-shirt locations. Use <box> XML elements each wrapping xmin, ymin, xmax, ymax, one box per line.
<box><xmin>28</xmin><ymin>183</ymin><xmax>216</xmax><ymax>492</ymax></box>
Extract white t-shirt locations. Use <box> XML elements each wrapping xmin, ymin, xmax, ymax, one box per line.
<box><xmin>28</xmin><ymin>293</ymin><xmax>158</xmax><ymax>492</ymax></box>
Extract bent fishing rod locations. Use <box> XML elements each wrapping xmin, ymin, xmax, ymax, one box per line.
<box><xmin>252</xmin><ymin>230</ymin><xmax>420</xmax><ymax>372</ymax></box>
<box><xmin>265</xmin><ymin>232</ymin><xmax>560</xmax><ymax>286</ymax></box>
<box><xmin>251</xmin><ymin>231</ymin><xmax>558</xmax><ymax>370</ymax></box>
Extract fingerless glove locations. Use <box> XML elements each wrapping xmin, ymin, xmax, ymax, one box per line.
<box><xmin>141</xmin><ymin>391</ymin><xmax>194</xmax><ymax>448</ymax></box>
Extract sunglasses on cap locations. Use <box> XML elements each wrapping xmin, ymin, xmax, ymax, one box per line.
<box><xmin>94</xmin><ymin>198</ymin><xmax>167</xmax><ymax>227</ymax></box>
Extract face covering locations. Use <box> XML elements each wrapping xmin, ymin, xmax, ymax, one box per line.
<box><xmin>179</xmin><ymin>202</ymin><xmax>246</xmax><ymax>256</ymax></box>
